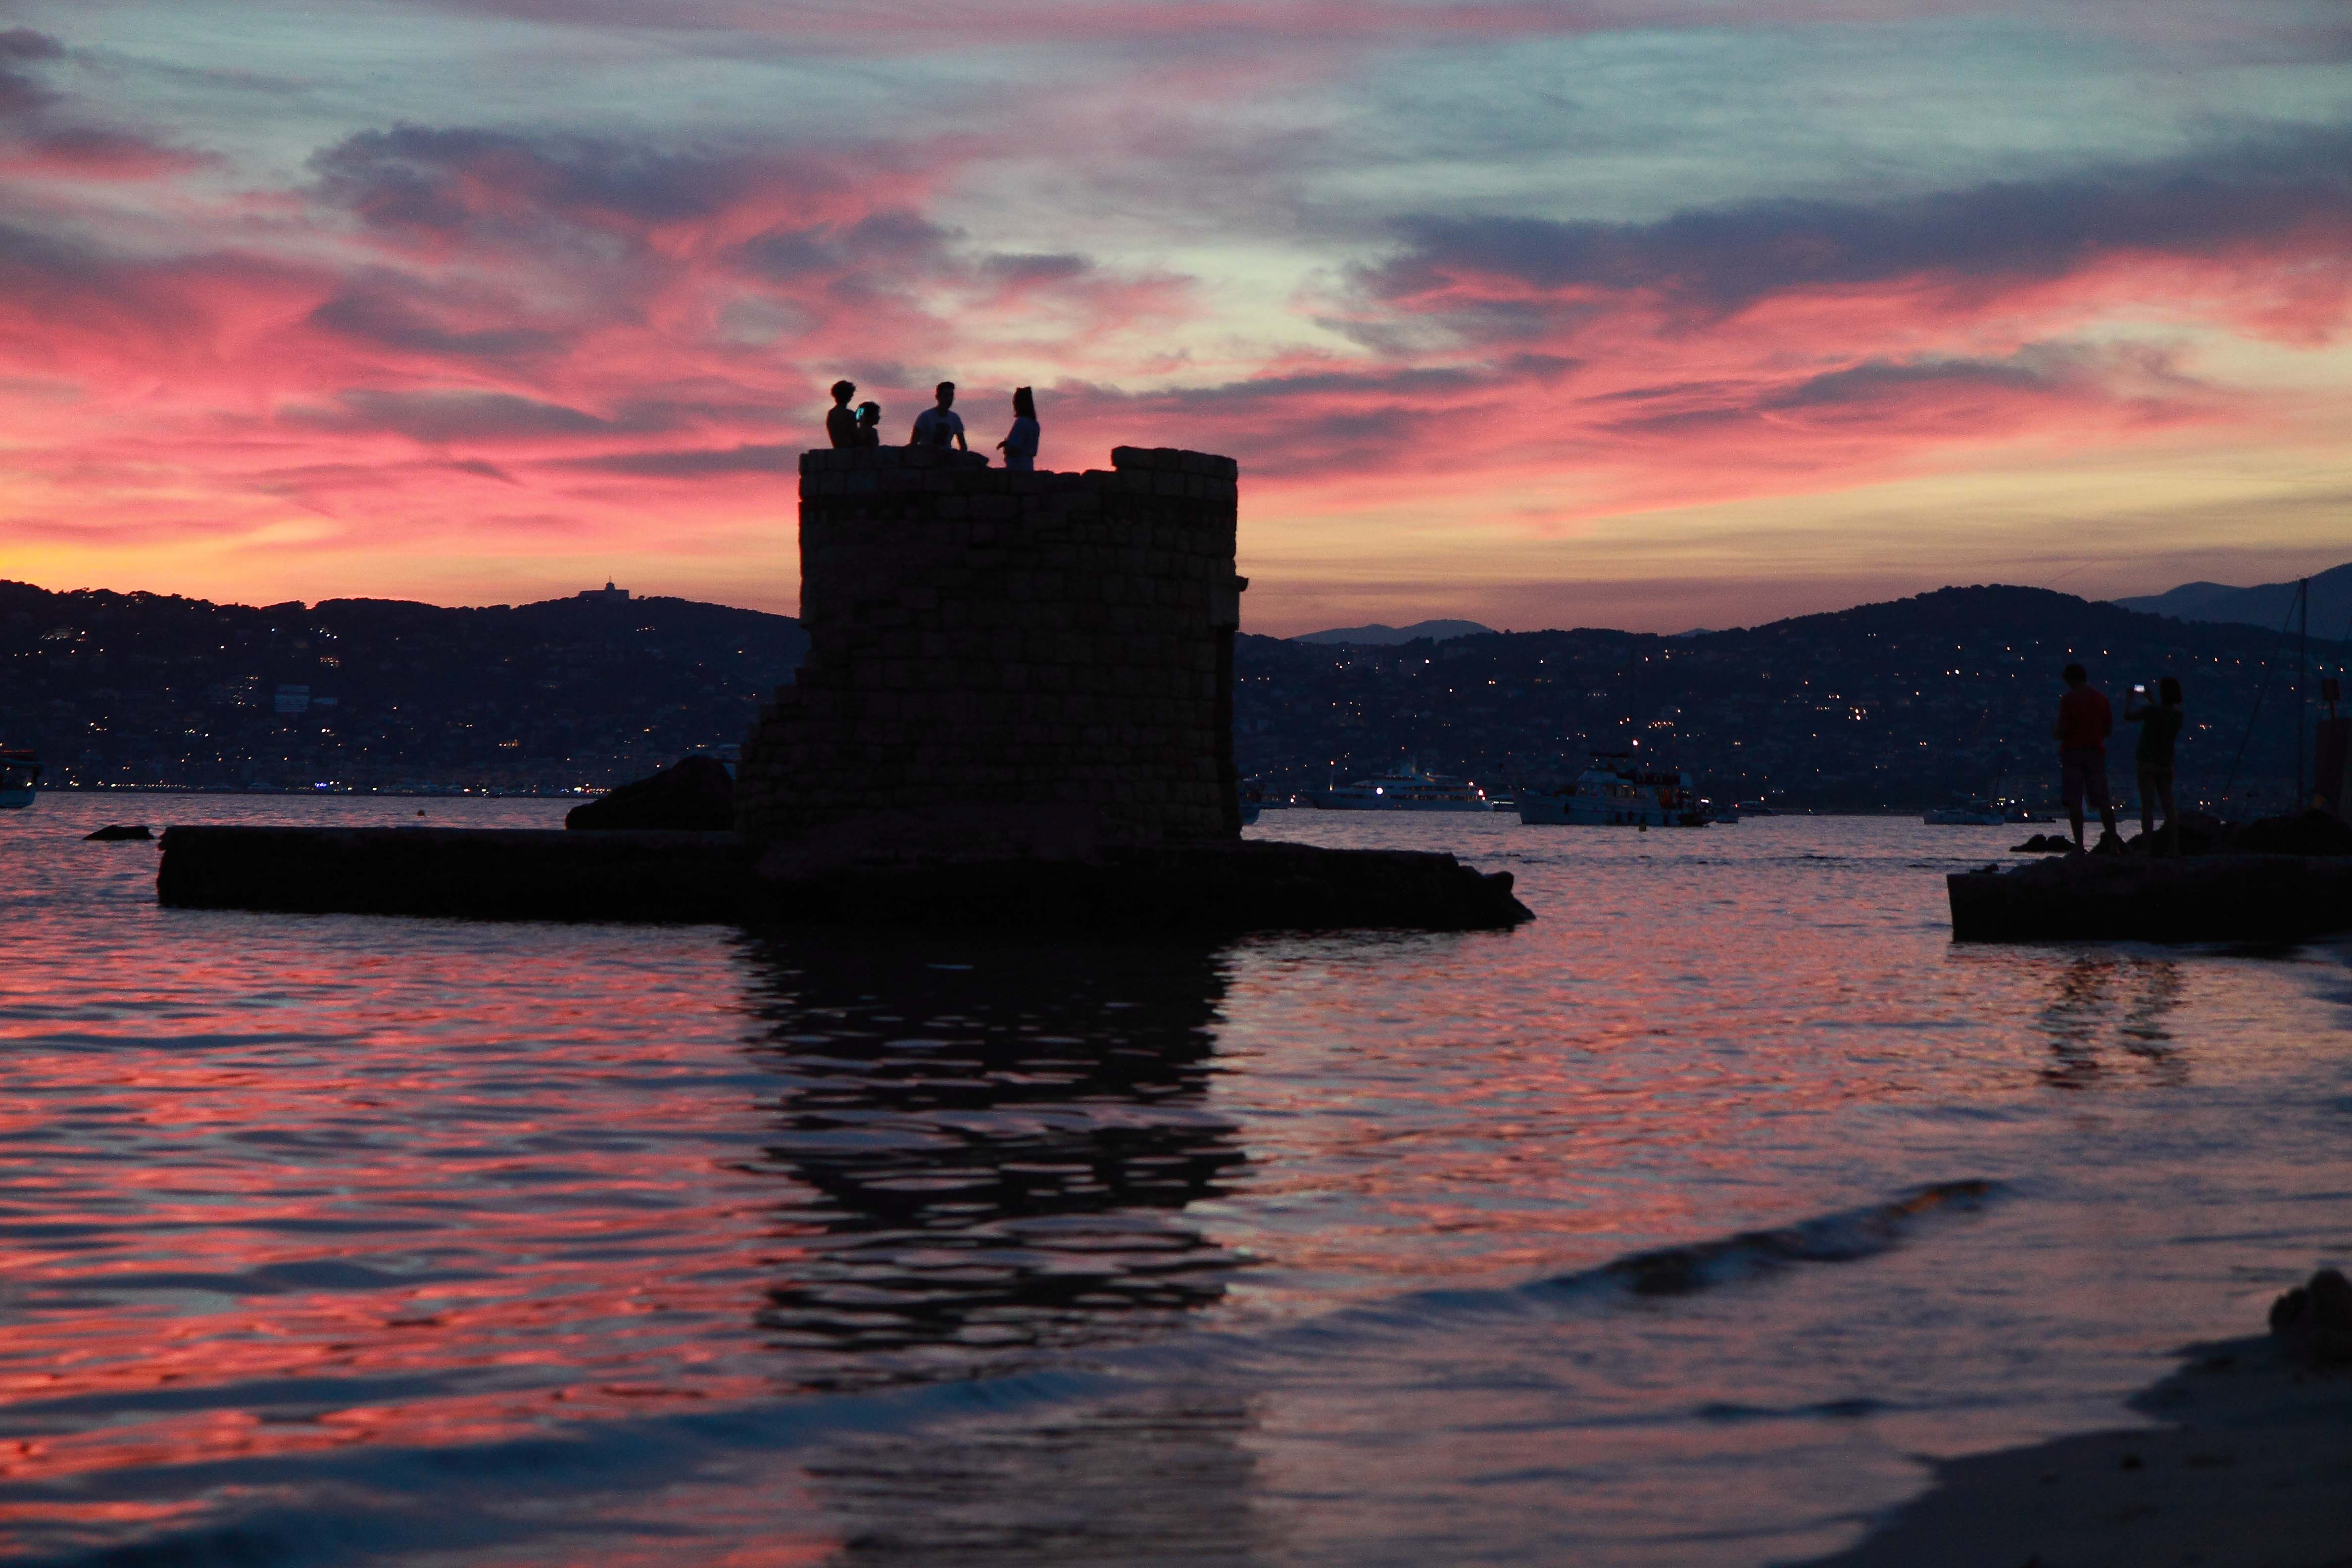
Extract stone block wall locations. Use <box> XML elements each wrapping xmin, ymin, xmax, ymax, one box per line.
<box><xmin>735</xmin><ymin>443</ymin><xmax>1247</xmax><ymax>848</ymax></box>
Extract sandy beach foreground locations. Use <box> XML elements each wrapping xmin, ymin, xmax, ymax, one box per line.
<box><xmin>1803</xmin><ymin>1334</ymin><xmax>2351</xmax><ymax>1568</ymax></box>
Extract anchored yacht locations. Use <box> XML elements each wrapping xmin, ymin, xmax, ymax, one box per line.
<box><xmin>1319</xmin><ymin>762</ymin><xmax>1491</xmax><ymax>812</ymax></box>
<box><xmin>1519</xmin><ymin>753</ymin><xmax>1708</xmax><ymax>827</ymax></box>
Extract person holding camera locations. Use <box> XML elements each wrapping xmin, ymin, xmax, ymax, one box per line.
<box><xmin>825</xmin><ymin>380</ymin><xmax>860</xmax><ymax>448</ymax></box>
<box><xmin>2124</xmin><ymin>676</ymin><xmax>2184</xmax><ymax>855</ymax></box>
<box><xmin>2053</xmin><ymin>663</ymin><xmax>2120</xmax><ymax>853</ymax></box>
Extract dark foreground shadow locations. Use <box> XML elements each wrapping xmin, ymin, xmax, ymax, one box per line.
<box><xmin>733</xmin><ymin>934</ymin><xmax>1249</xmax><ymax>1389</ymax></box>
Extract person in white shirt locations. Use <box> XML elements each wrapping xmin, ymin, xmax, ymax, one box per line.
<box><xmin>996</xmin><ymin>386</ymin><xmax>1039</xmax><ymax>472</ymax></box>
<box><xmin>909</xmin><ymin>382</ymin><xmax>966</xmax><ymax>450</ymax></box>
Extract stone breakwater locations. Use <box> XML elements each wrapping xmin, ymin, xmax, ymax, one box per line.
<box><xmin>153</xmin><ymin>827</ymin><xmax>1531</xmax><ymax>931</ymax></box>
<box><xmin>736</xmin><ymin>444</ymin><xmax>1247</xmax><ymax>851</ymax></box>
<box><xmin>1947</xmin><ymin>852</ymin><xmax>2352</xmax><ymax>942</ymax></box>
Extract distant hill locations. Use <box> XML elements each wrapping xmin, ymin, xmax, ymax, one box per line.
<box><xmin>1293</xmin><ymin>619</ymin><xmax>1495</xmax><ymax>645</ymax></box>
<box><xmin>2112</xmin><ymin>561</ymin><xmax>2352</xmax><ymax>636</ymax></box>
<box><xmin>12</xmin><ymin>574</ymin><xmax>2340</xmax><ymax>810</ymax></box>
<box><xmin>0</xmin><ymin>582</ymin><xmax>806</xmax><ymax>791</ymax></box>
<box><xmin>1237</xmin><ymin>584</ymin><xmax>2344</xmax><ymax>812</ymax></box>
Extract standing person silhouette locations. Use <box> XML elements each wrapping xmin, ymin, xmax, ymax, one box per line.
<box><xmin>2124</xmin><ymin>676</ymin><xmax>2184</xmax><ymax>855</ymax></box>
<box><xmin>996</xmin><ymin>387</ymin><xmax>1040</xmax><ymax>472</ymax></box>
<box><xmin>825</xmin><ymin>380</ymin><xmax>859</xmax><ymax>448</ymax></box>
<box><xmin>2053</xmin><ymin>662</ymin><xmax>2120</xmax><ymax>853</ymax></box>
<box><xmin>909</xmin><ymin>382</ymin><xmax>966</xmax><ymax>450</ymax></box>
<box><xmin>853</xmin><ymin>401</ymin><xmax>881</xmax><ymax>447</ymax></box>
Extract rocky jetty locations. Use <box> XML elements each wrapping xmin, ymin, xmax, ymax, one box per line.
<box><xmin>83</xmin><ymin>823</ymin><xmax>152</xmax><ymax>841</ymax></box>
<box><xmin>1948</xmin><ymin>851</ymin><xmax>2352</xmax><ymax>942</ymax></box>
<box><xmin>158</xmin><ymin>827</ymin><xmax>756</xmax><ymax>923</ymax></box>
<box><xmin>154</xmin><ymin>826</ymin><xmax>1529</xmax><ymax>931</ymax></box>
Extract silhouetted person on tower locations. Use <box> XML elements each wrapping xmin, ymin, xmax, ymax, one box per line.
<box><xmin>853</xmin><ymin>401</ymin><xmax>881</xmax><ymax>447</ymax></box>
<box><xmin>910</xmin><ymin>382</ymin><xmax>967</xmax><ymax>450</ymax></box>
<box><xmin>826</xmin><ymin>380</ymin><xmax>859</xmax><ymax>448</ymax></box>
<box><xmin>997</xmin><ymin>386</ymin><xmax>1040</xmax><ymax>472</ymax></box>
<box><xmin>2054</xmin><ymin>662</ymin><xmax>2120</xmax><ymax>853</ymax></box>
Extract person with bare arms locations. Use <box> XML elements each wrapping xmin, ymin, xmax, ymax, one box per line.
<box><xmin>909</xmin><ymin>382</ymin><xmax>967</xmax><ymax>450</ymax></box>
<box><xmin>2054</xmin><ymin>662</ymin><xmax>2121</xmax><ymax>853</ymax></box>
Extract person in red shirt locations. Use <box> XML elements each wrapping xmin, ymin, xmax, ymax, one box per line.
<box><xmin>2053</xmin><ymin>662</ymin><xmax>2119</xmax><ymax>851</ymax></box>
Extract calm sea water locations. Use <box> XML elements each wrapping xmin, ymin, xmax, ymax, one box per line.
<box><xmin>2</xmin><ymin>794</ymin><xmax>2348</xmax><ymax>1565</ymax></box>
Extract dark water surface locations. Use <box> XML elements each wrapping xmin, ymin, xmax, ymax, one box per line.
<box><xmin>2</xmin><ymin>796</ymin><xmax>2348</xmax><ymax>1564</ymax></box>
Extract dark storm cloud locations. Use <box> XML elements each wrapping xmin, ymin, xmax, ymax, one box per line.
<box><xmin>979</xmin><ymin>251</ymin><xmax>1091</xmax><ymax>285</ymax></box>
<box><xmin>0</xmin><ymin>26</ymin><xmax>61</xmax><ymax>116</ymax></box>
<box><xmin>284</xmin><ymin>390</ymin><xmax>619</xmax><ymax>442</ymax></box>
<box><xmin>560</xmin><ymin>443</ymin><xmax>799</xmax><ymax>476</ymax></box>
<box><xmin>281</xmin><ymin>389</ymin><xmax>766</xmax><ymax>444</ymax></box>
<box><xmin>732</xmin><ymin>210</ymin><xmax>956</xmax><ymax>281</ymax></box>
<box><xmin>308</xmin><ymin>290</ymin><xmax>567</xmax><ymax>361</ymax></box>
<box><xmin>1367</xmin><ymin>123</ymin><xmax>2352</xmax><ymax>317</ymax></box>
<box><xmin>309</xmin><ymin>122</ymin><xmax>839</xmax><ymax>237</ymax></box>
<box><xmin>1594</xmin><ymin>349</ymin><xmax>2191</xmax><ymax>436</ymax></box>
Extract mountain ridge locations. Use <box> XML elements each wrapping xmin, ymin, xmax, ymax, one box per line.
<box><xmin>2110</xmin><ymin>561</ymin><xmax>2352</xmax><ymax>635</ymax></box>
<box><xmin>1292</xmin><ymin>619</ymin><xmax>1497</xmax><ymax>645</ymax></box>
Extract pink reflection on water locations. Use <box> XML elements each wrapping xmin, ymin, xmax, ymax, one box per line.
<box><xmin>1</xmin><ymin>798</ymin><xmax>2348</xmax><ymax>1565</ymax></box>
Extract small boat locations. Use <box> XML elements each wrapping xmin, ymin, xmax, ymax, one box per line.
<box><xmin>1924</xmin><ymin>797</ymin><xmax>2006</xmax><ymax>826</ymax></box>
<box><xmin>1318</xmin><ymin>762</ymin><xmax>1491</xmax><ymax>812</ymax></box>
<box><xmin>1519</xmin><ymin>753</ymin><xmax>1709</xmax><ymax>827</ymax></box>
<box><xmin>0</xmin><ymin>747</ymin><xmax>40</xmax><ymax>810</ymax></box>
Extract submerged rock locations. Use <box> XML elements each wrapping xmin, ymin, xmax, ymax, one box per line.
<box><xmin>2010</xmin><ymin>833</ymin><xmax>2072</xmax><ymax>854</ymax></box>
<box><xmin>2269</xmin><ymin>1268</ymin><xmax>2352</xmax><ymax>1364</ymax></box>
<box><xmin>565</xmin><ymin>756</ymin><xmax>735</xmax><ymax>831</ymax></box>
<box><xmin>83</xmin><ymin>824</ymin><xmax>152</xmax><ymax>841</ymax></box>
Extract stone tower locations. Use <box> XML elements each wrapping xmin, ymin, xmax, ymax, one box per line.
<box><xmin>735</xmin><ymin>443</ymin><xmax>1247</xmax><ymax>851</ymax></box>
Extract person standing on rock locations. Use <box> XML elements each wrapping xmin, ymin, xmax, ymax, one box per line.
<box><xmin>996</xmin><ymin>386</ymin><xmax>1040</xmax><ymax>472</ymax></box>
<box><xmin>825</xmin><ymin>380</ymin><xmax>859</xmax><ymax>448</ymax></box>
<box><xmin>910</xmin><ymin>382</ymin><xmax>967</xmax><ymax>450</ymax></box>
<box><xmin>2125</xmin><ymin>676</ymin><xmax>2184</xmax><ymax>855</ymax></box>
<box><xmin>2054</xmin><ymin>662</ymin><xmax>2120</xmax><ymax>853</ymax></box>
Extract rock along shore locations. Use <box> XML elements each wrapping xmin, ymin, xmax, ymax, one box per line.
<box><xmin>154</xmin><ymin>826</ymin><xmax>1532</xmax><ymax>933</ymax></box>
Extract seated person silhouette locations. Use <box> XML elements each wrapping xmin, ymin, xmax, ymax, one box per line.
<box><xmin>853</xmin><ymin>401</ymin><xmax>881</xmax><ymax>447</ymax></box>
<box><xmin>825</xmin><ymin>380</ymin><xmax>858</xmax><ymax>448</ymax></box>
<box><xmin>909</xmin><ymin>381</ymin><xmax>967</xmax><ymax>450</ymax></box>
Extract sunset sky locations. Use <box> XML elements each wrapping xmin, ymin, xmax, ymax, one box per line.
<box><xmin>2</xmin><ymin>1</ymin><xmax>2348</xmax><ymax>633</ymax></box>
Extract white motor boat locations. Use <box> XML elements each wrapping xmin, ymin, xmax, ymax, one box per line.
<box><xmin>1318</xmin><ymin>763</ymin><xmax>1491</xmax><ymax>812</ymax></box>
<box><xmin>1519</xmin><ymin>754</ymin><xmax>1709</xmax><ymax>827</ymax></box>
